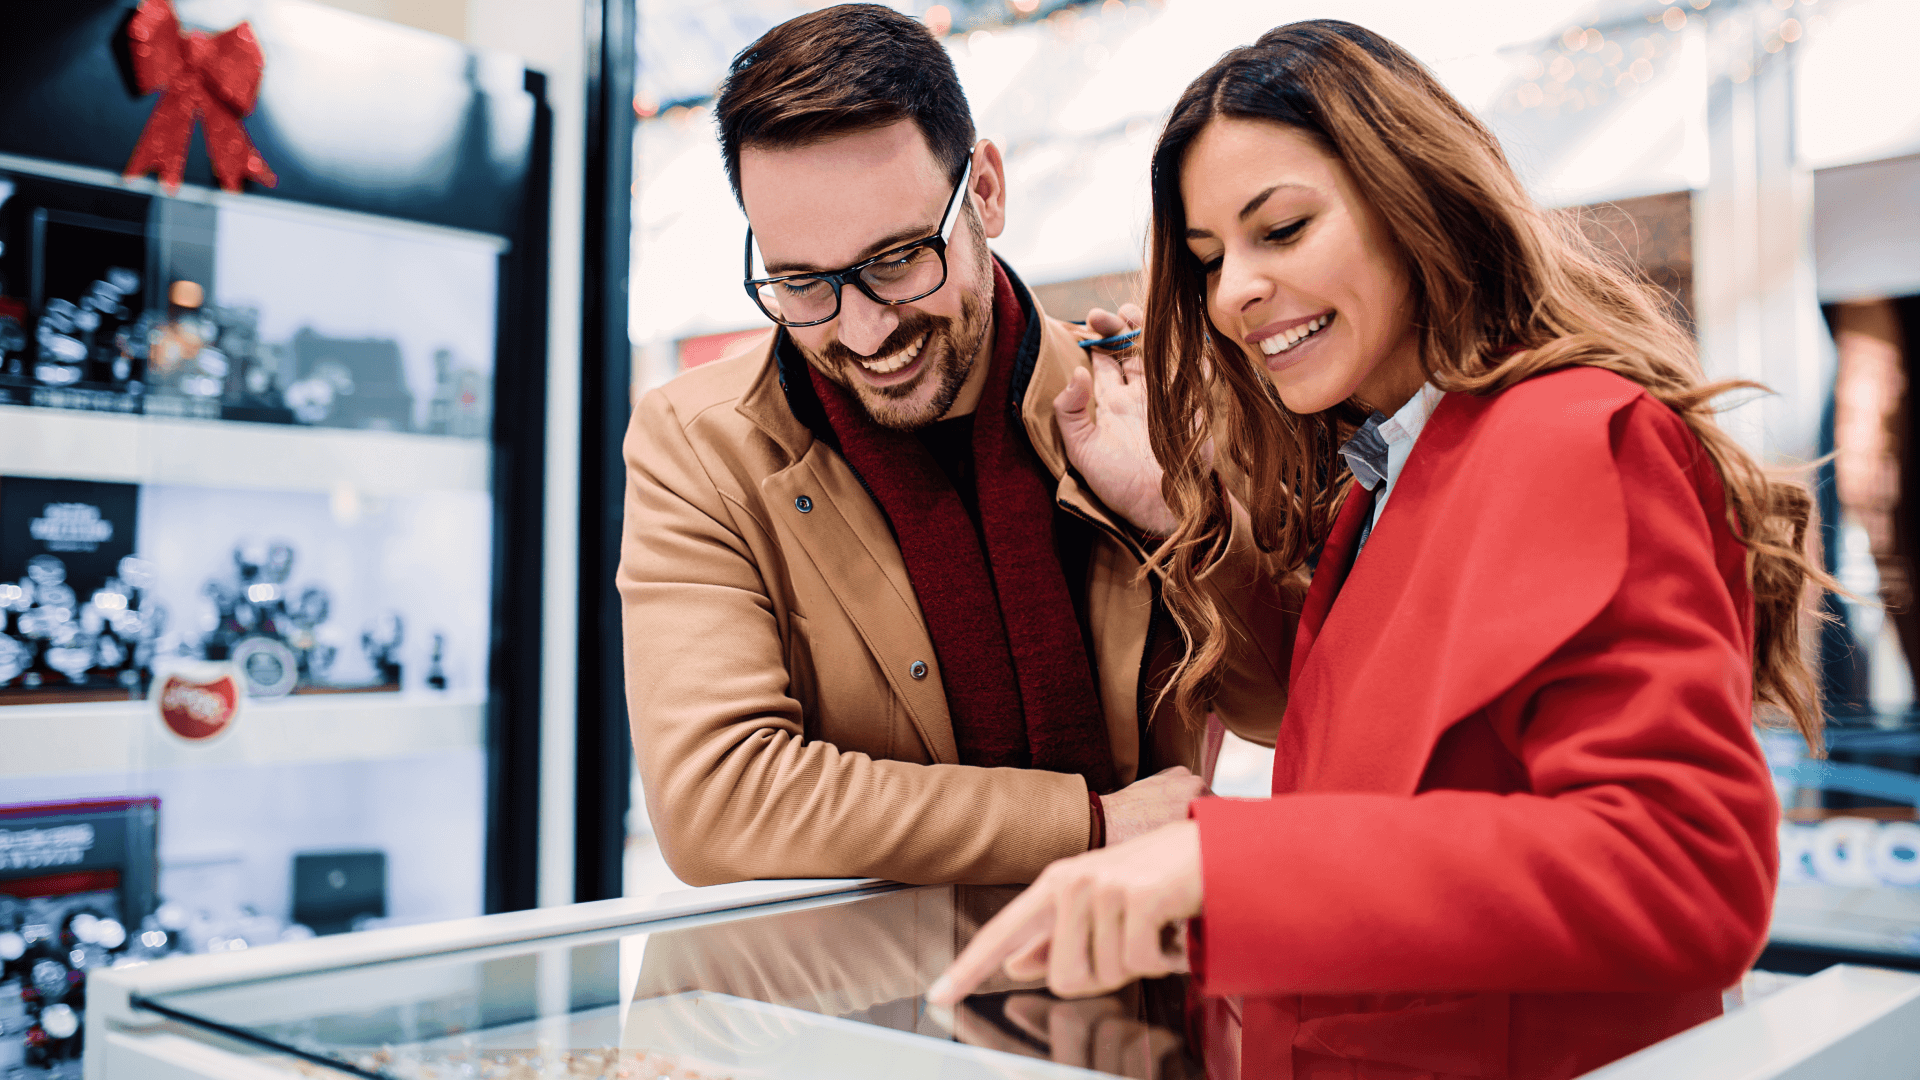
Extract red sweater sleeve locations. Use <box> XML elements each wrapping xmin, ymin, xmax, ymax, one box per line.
<box><xmin>1190</xmin><ymin>397</ymin><xmax>1779</xmax><ymax>998</ymax></box>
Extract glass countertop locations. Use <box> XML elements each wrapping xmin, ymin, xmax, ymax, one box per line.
<box><xmin>136</xmin><ymin>884</ymin><xmax>1208</xmax><ymax>1079</ymax></box>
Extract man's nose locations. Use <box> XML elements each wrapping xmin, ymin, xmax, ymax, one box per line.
<box><xmin>834</xmin><ymin>287</ymin><xmax>900</xmax><ymax>356</ymax></box>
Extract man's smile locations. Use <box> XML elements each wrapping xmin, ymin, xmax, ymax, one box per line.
<box><xmin>857</xmin><ymin>330</ymin><xmax>930</xmax><ymax>379</ymax></box>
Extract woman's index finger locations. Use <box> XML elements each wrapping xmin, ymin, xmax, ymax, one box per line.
<box><xmin>927</xmin><ymin>890</ymin><xmax>1057</xmax><ymax>1004</ymax></box>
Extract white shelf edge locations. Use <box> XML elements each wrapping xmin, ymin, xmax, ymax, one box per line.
<box><xmin>0</xmin><ymin>150</ymin><xmax>511</xmax><ymax>253</ymax></box>
<box><xmin>0</xmin><ymin>404</ymin><xmax>490</xmax><ymax>496</ymax></box>
<box><xmin>0</xmin><ymin>693</ymin><xmax>487</xmax><ymax>778</ymax></box>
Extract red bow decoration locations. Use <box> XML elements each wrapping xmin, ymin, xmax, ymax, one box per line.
<box><xmin>123</xmin><ymin>0</ymin><xmax>278</xmax><ymax>193</ymax></box>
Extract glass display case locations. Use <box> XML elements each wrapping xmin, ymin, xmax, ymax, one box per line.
<box><xmin>95</xmin><ymin>880</ymin><xmax>1206</xmax><ymax>1080</ymax></box>
<box><xmin>82</xmin><ymin>879</ymin><xmax>1920</xmax><ymax>1080</ymax></box>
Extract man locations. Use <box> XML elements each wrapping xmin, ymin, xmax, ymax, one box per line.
<box><xmin>620</xmin><ymin>4</ymin><xmax>1293</xmax><ymax>886</ymax></box>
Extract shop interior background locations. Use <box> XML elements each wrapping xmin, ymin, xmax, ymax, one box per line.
<box><xmin>2</xmin><ymin>0</ymin><xmax>1919</xmax><ymax>1076</ymax></box>
<box><xmin>620</xmin><ymin>0</ymin><xmax>1920</xmax><ymax>905</ymax></box>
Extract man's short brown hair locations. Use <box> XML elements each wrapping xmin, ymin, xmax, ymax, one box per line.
<box><xmin>714</xmin><ymin>4</ymin><xmax>975</xmax><ymax>204</ymax></box>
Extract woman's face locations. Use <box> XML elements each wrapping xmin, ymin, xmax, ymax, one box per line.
<box><xmin>1180</xmin><ymin>117</ymin><xmax>1423</xmax><ymax>416</ymax></box>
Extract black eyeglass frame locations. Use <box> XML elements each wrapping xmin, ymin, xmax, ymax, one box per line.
<box><xmin>742</xmin><ymin>152</ymin><xmax>975</xmax><ymax>328</ymax></box>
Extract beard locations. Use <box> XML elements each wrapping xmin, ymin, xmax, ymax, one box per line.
<box><xmin>801</xmin><ymin>213</ymin><xmax>995</xmax><ymax>431</ymax></box>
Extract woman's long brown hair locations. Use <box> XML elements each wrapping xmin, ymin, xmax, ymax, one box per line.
<box><xmin>1144</xmin><ymin>20</ymin><xmax>1830</xmax><ymax>749</ymax></box>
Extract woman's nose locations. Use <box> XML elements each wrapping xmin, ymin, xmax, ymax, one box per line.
<box><xmin>1217</xmin><ymin>253</ymin><xmax>1273</xmax><ymax>317</ymax></box>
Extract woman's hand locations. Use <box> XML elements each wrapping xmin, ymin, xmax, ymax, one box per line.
<box><xmin>949</xmin><ymin>992</ymin><xmax>1186</xmax><ymax>1078</ymax></box>
<box><xmin>928</xmin><ymin>820</ymin><xmax>1205</xmax><ymax>1004</ymax></box>
<box><xmin>1056</xmin><ymin>304</ymin><xmax>1179</xmax><ymax>536</ymax></box>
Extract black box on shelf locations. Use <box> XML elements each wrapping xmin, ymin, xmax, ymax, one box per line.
<box><xmin>1</xmin><ymin>798</ymin><xmax>162</xmax><ymax>1073</ymax></box>
<box><xmin>292</xmin><ymin>851</ymin><xmax>387</xmax><ymax>936</ymax></box>
<box><xmin>0</xmin><ymin>477</ymin><xmax>147</xmax><ymax>702</ymax></box>
<box><xmin>0</xmin><ymin>798</ymin><xmax>159</xmax><ymax>926</ymax></box>
<box><xmin>0</xmin><ymin>478</ymin><xmax>138</xmax><ymax>604</ymax></box>
<box><xmin>0</xmin><ymin>173</ymin><xmax>152</xmax><ymax>412</ymax></box>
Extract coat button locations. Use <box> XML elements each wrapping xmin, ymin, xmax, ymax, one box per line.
<box><xmin>794</xmin><ymin>496</ymin><xmax>812</xmax><ymax>513</ymax></box>
<box><xmin>909</xmin><ymin>660</ymin><xmax>928</xmax><ymax>680</ymax></box>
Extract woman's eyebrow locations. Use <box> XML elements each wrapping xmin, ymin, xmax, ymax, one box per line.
<box><xmin>1187</xmin><ymin>182</ymin><xmax>1316</xmax><ymax>240</ymax></box>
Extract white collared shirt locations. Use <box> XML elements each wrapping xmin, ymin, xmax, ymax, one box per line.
<box><xmin>1362</xmin><ymin>382</ymin><xmax>1445</xmax><ymax>545</ymax></box>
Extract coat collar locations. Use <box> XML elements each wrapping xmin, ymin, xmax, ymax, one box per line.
<box><xmin>729</xmin><ymin>257</ymin><xmax>1129</xmax><ymax>765</ymax></box>
<box><xmin>1274</xmin><ymin>368</ymin><xmax>1647</xmax><ymax>796</ymax></box>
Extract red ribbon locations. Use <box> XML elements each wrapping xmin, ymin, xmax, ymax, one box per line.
<box><xmin>123</xmin><ymin>0</ymin><xmax>277</xmax><ymax>193</ymax></box>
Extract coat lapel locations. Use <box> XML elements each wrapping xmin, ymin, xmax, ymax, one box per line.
<box><xmin>1289</xmin><ymin>483</ymin><xmax>1375</xmax><ymax>687</ymax></box>
<box><xmin>760</xmin><ymin>449</ymin><xmax>960</xmax><ymax>764</ymax></box>
<box><xmin>734</xmin><ymin>336</ymin><xmax>960</xmax><ymax>764</ymax></box>
<box><xmin>1273</xmin><ymin>370</ymin><xmax>1644</xmax><ymax>796</ymax></box>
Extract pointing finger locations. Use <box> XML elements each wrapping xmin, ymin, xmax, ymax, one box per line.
<box><xmin>929</xmin><ymin>887</ymin><xmax>1057</xmax><ymax>1005</ymax></box>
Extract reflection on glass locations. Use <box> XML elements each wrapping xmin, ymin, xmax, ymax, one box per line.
<box><xmin>627</xmin><ymin>886</ymin><xmax>1199</xmax><ymax>1079</ymax></box>
<box><xmin>140</xmin><ymin>883</ymin><xmax>1575</xmax><ymax>1078</ymax></box>
<box><xmin>142</xmin><ymin>886</ymin><xmax>1209</xmax><ymax>1079</ymax></box>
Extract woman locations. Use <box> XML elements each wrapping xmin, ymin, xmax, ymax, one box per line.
<box><xmin>930</xmin><ymin>20</ymin><xmax>1827</xmax><ymax>1078</ymax></box>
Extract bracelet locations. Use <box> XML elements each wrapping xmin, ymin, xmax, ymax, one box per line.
<box><xmin>1088</xmin><ymin>789</ymin><xmax>1107</xmax><ymax>850</ymax></box>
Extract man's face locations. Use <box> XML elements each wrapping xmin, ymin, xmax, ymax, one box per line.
<box><xmin>740</xmin><ymin>122</ymin><xmax>1000</xmax><ymax>431</ymax></box>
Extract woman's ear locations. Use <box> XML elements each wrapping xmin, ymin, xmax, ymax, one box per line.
<box><xmin>970</xmin><ymin>139</ymin><xmax>1009</xmax><ymax>239</ymax></box>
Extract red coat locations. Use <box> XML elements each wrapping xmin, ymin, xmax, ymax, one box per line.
<box><xmin>1189</xmin><ymin>367</ymin><xmax>1779</xmax><ymax>1079</ymax></box>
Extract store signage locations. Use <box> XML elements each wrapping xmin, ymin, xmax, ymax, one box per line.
<box><xmin>0</xmin><ymin>798</ymin><xmax>161</xmax><ymax>934</ymax></box>
<box><xmin>0</xmin><ymin>823</ymin><xmax>95</xmax><ymax>872</ymax></box>
<box><xmin>154</xmin><ymin>668</ymin><xmax>242</xmax><ymax>741</ymax></box>
<box><xmin>0</xmin><ymin>800</ymin><xmax>152</xmax><ymax>883</ymax></box>
<box><xmin>27</xmin><ymin>502</ymin><xmax>114</xmax><ymax>551</ymax></box>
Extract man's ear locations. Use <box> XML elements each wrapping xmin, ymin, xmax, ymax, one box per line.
<box><xmin>970</xmin><ymin>139</ymin><xmax>1009</xmax><ymax>239</ymax></box>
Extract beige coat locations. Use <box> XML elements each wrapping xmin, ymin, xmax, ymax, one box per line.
<box><xmin>619</xmin><ymin>283</ymin><xmax>1295</xmax><ymax>885</ymax></box>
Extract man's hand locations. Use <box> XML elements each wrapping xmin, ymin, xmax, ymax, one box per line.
<box><xmin>1101</xmin><ymin>765</ymin><xmax>1208</xmax><ymax>847</ymax></box>
<box><xmin>1056</xmin><ymin>304</ymin><xmax>1178</xmax><ymax>537</ymax></box>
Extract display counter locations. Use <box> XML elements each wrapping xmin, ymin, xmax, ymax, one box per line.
<box><xmin>85</xmin><ymin>878</ymin><xmax>1920</xmax><ymax>1080</ymax></box>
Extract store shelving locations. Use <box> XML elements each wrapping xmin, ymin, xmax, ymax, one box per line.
<box><xmin>0</xmin><ymin>404</ymin><xmax>489</xmax><ymax>496</ymax></box>
<box><xmin>0</xmin><ymin>692</ymin><xmax>484</xmax><ymax>778</ymax></box>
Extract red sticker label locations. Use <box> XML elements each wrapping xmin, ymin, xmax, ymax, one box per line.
<box><xmin>157</xmin><ymin>672</ymin><xmax>241</xmax><ymax>741</ymax></box>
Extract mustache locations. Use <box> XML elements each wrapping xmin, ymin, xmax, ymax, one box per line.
<box><xmin>819</xmin><ymin>312</ymin><xmax>949</xmax><ymax>367</ymax></box>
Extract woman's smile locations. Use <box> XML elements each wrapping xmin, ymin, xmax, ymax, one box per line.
<box><xmin>1249</xmin><ymin>311</ymin><xmax>1335</xmax><ymax>368</ymax></box>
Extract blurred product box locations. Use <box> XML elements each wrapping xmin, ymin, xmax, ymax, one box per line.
<box><xmin>0</xmin><ymin>798</ymin><xmax>162</xmax><ymax>1077</ymax></box>
<box><xmin>0</xmin><ymin>170</ymin><xmax>495</xmax><ymax>438</ymax></box>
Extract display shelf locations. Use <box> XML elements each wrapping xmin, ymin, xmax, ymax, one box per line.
<box><xmin>0</xmin><ymin>404</ymin><xmax>489</xmax><ymax>496</ymax></box>
<box><xmin>0</xmin><ymin>152</ymin><xmax>514</xmax><ymax>255</ymax></box>
<box><xmin>0</xmin><ymin>693</ymin><xmax>484</xmax><ymax>778</ymax></box>
<box><xmin>1771</xmin><ymin>882</ymin><xmax>1920</xmax><ymax>957</ymax></box>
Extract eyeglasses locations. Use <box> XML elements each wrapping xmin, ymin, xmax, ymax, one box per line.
<box><xmin>743</xmin><ymin>153</ymin><xmax>974</xmax><ymax>328</ymax></box>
